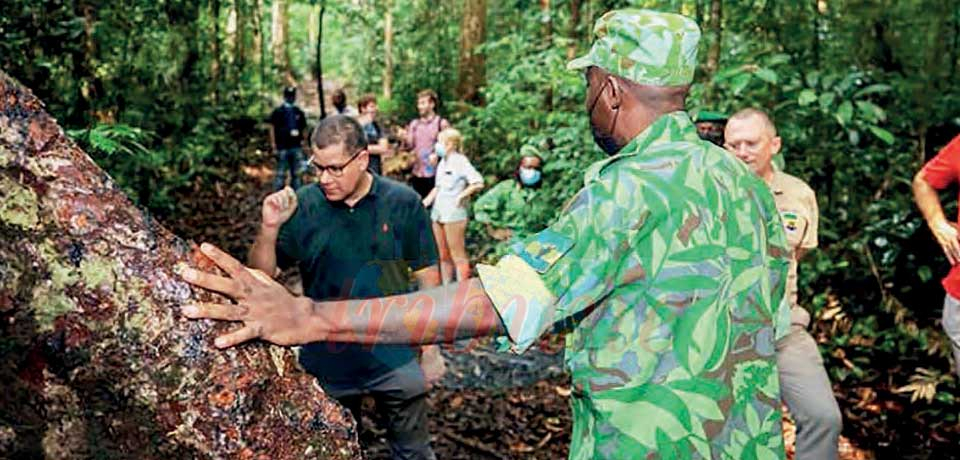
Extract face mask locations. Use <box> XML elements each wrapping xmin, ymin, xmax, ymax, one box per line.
<box><xmin>434</xmin><ymin>142</ymin><xmax>446</xmax><ymax>158</ymax></box>
<box><xmin>591</xmin><ymin>123</ymin><xmax>622</xmax><ymax>155</ymax></box>
<box><xmin>587</xmin><ymin>77</ymin><xmax>623</xmax><ymax>155</ymax></box>
<box><xmin>519</xmin><ymin>167</ymin><xmax>541</xmax><ymax>186</ymax></box>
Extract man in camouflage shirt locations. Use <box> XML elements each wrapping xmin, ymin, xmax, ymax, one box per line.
<box><xmin>181</xmin><ymin>8</ymin><xmax>791</xmax><ymax>460</ymax></box>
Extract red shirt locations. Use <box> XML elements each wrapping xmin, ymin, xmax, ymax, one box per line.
<box><xmin>921</xmin><ymin>134</ymin><xmax>960</xmax><ymax>298</ymax></box>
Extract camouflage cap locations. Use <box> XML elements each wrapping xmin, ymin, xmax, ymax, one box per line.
<box><xmin>694</xmin><ymin>110</ymin><xmax>728</xmax><ymax>123</ymax></box>
<box><xmin>568</xmin><ymin>8</ymin><xmax>701</xmax><ymax>86</ymax></box>
<box><xmin>519</xmin><ymin>144</ymin><xmax>540</xmax><ymax>158</ymax></box>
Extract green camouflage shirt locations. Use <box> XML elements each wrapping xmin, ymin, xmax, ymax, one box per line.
<box><xmin>473</xmin><ymin>179</ymin><xmax>547</xmax><ymax>237</ymax></box>
<box><xmin>477</xmin><ymin>111</ymin><xmax>790</xmax><ymax>460</ymax></box>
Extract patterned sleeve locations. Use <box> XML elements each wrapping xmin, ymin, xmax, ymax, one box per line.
<box><xmin>921</xmin><ymin>134</ymin><xmax>960</xmax><ymax>190</ymax></box>
<box><xmin>760</xmin><ymin>184</ymin><xmax>792</xmax><ymax>341</ymax></box>
<box><xmin>476</xmin><ymin>169</ymin><xmax>642</xmax><ymax>353</ymax></box>
<box><xmin>473</xmin><ymin>181</ymin><xmax>509</xmax><ymax>226</ymax></box>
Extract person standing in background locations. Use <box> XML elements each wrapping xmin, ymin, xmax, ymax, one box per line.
<box><xmin>331</xmin><ymin>88</ymin><xmax>358</xmax><ymax>117</ymax></box>
<box><xmin>267</xmin><ymin>86</ymin><xmax>308</xmax><ymax>191</ymax></box>
<box><xmin>403</xmin><ymin>89</ymin><xmax>450</xmax><ymax>198</ymax></box>
<box><xmin>357</xmin><ymin>93</ymin><xmax>394</xmax><ymax>175</ymax></box>
<box><xmin>421</xmin><ymin>128</ymin><xmax>484</xmax><ymax>283</ymax></box>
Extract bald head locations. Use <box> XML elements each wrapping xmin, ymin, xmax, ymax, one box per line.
<box><xmin>724</xmin><ymin>108</ymin><xmax>781</xmax><ymax>182</ymax></box>
<box><xmin>728</xmin><ymin>108</ymin><xmax>777</xmax><ymax>137</ymax></box>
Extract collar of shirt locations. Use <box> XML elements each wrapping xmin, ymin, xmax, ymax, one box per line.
<box><xmin>411</xmin><ymin>115</ymin><xmax>439</xmax><ymax>129</ymax></box>
<box><xmin>327</xmin><ymin>173</ymin><xmax>380</xmax><ymax>210</ymax></box>
<box><xmin>584</xmin><ymin>110</ymin><xmax>699</xmax><ymax>184</ymax></box>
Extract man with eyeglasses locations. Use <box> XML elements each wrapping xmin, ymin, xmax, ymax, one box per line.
<box><xmin>248</xmin><ymin>114</ymin><xmax>441</xmax><ymax>460</ymax></box>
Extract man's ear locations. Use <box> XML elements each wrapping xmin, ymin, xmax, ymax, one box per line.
<box><xmin>771</xmin><ymin>136</ymin><xmax>783</xmax><ymax>155</ymax></box>
<box><xmin>606</xmin><ymin>75</ymin><xmax>624</xmax><ymax>110</ymax></box>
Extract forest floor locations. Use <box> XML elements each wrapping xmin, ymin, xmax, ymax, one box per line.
<box><xmin>160</xmin><ymin>125</ymin><xmax>881</xmax><ymax>460</ymax></box>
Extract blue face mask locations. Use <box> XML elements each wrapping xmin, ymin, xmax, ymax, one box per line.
<box><xmin>434</xmin><ymin>142</ymin><xmax>446</xmax><ymax>158</ymax></box>
<box><xmin>519</xmin><ymin>167</ymin><xmax>542</xmax><ymax>186</ymax></box>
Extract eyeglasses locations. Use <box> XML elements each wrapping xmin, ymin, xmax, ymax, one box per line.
<box><xmin>307</xmin><ymin>150</ymin><xmax>365</xmax><ymax>177</ymax></box>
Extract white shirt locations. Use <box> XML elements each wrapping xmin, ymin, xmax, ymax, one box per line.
<box><xmin>435</xmin><ymin>153</ymin><xmax>483</xmax><ymax>199</ymax></box>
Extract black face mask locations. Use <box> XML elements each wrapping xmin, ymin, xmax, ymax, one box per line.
<box><xmin>587</xmin><ymin>78</ymin><xmax>622</xmax><ymax>156</ymax></box>
<box><xmin>591</xmin><ymin>113</ymin><xmax>621</xmax><ymax>155</ymax></box>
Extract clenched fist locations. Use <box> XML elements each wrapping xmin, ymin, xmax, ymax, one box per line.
<box><xmin>262</xmin><ymin>186</ymin><xmax>298</xmax><ymax>229</ymax></box>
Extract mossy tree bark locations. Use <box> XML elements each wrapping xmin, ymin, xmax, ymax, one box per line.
<box><xmin>0</xmin><ymin>71</ymin><xmax>360</xmax><ymax>460</ymax></box>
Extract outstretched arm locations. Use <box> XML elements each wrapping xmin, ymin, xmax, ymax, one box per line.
<box><xmin>181</xmin><ymin>244</ymin><xmax>505</xmax><ymax>348</ymax></box>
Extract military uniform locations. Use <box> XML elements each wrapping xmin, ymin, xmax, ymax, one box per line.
<box><xmin>476</xmin><ymin>9</ymin><xmax>791</xmax><ymax>459</ymax></box>
<box><xmin>473</xmin><ymin>180</ymin><xmax>547</xmax><ymax>237</ymax></box>
<box><xmin>770</xmin><ymin>171</ymin><xmax>842</xmax><ymax>460</ymax></box>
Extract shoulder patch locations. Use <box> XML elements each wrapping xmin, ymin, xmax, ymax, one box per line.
<box><xmin>511</xmin><ymin>228</ymin><xmax>574</xmax><ymax>273</ymax></box>
<box><xmin>780</xmin><ymin>210</ymin><xmax>800</xmax><ymax>232</ymax></box>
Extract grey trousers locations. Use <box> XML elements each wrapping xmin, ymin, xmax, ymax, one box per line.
<box><xmin>325</xmin><ymin>365</ymin><xmax>436</xmax><ymax>460</ymax></box>
<box><xmin>943</xmin><ymin>294</ymin><xmax>960</xmax><ymax>377</ymax></box>
<box><xmin>777</xmin><ymin>314</ymin><xmax>843</xmax><ymax>460</ymax></box>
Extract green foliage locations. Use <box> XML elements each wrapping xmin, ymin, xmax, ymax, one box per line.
<box><xmin>67</xmin><ymin>121</ymin><xmax>225</xmax><ymax>215</ymax></box>
<box><xmin>6</xmin><ymin>0</ymin><xmax>960</xmax><ymax>453</ymax></box>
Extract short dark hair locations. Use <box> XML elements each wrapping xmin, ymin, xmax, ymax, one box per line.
<box><xmin>332</xmin><ymin>89</ymin><xmax>347</xmax><ymax>110</ymax></box>
<box><xmin>358</xmin><ymin>93</ymin><xmax>377</xmax><ymax>111</ymax></box>
<box><xmin>283</xmin><ymin>86</ymin><xmax>296</xmax><ymax>101</ymax></box>
<box><xmin>312</xmin><ymin>115</ymin><xmax>367</xmax><ymax>156</ymax></box>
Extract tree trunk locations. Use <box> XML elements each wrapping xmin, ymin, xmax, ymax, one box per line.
<box><xmin>0</xmin><ymin>72</ymin><xmax>360</xmax><ymax>460</ymax></box>
<box><xmin>541</xmin><ymin>0</ymin><xmax>552</xmax><ymax>40</ymax></box>
<box><xmin>704</xmin><ymin>0</ymin><xmax>722</xmax><ymax>103</ymax></box>
<box><xmin>541</xmin><ymin>0</ymin><xmax>553</xmax><ymax>112</ymax></box>
<box><xmin>212</xmin><ymin>0</ymin><xmax>222</xmax><ymax>105</ymax></box>
<box><xmin>952</xmin><ymin>2</ymin><xmax>959</xmax><ymax>79</ymax></box>
<box><xmin>226</xmin><ymin>0</ymin><xmax>237</xmax><ymax>68</ymax></box>
<box><xmin>69</xmin><ymin>0</ymin><xmax>104</xmax><ymax>126</ymax></box>
<box><xmin>705</xmin><ymin>0</ymin><xmax>722</xmax><ymax>75</ymax></box>
<box><xmin>317</xmin><ymin>1</ymin><xmax>327</xmax><ymax>118</ymax></box>
<box><xmin>383</xmin><ymin>0</ymin><xmax>395</xmax><ymax>100</ymax></box>
<box><xmin>271</xmin><ymin>0</ymin><xmax>292</xmax><ymax>84</ymax></box>
<box><xmin>234</xmin><ymin>0</ymin><xmax>247</xmax><ymax>86</ymax></box>
<box><xmin>567</xmin><ymin>0</ymin><xmax>582</xmax><ymax>60</ymax></box>
<box><xmin>457</xmin><ymin>0</ymin><xmax>487</xmax><ymax>105</ymax></box>
<box><xmin>812</xmin><ymin>0</ymin><xmax>822</xmax><ymax>70</ymax></box>
<box><xmin>253</xmin><ymin>0</ymin><xmax>265</xmax><ymax>88</ymax></box>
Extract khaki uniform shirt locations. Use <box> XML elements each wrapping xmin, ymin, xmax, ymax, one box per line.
<box><xmin>770</xmin><ymin>171</ymin><xmax>818</xmax><ymax>327</ymax></box>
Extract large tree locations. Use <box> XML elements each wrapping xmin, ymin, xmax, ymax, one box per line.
<box><xmin>0</xmin><ymin>71</ymin><xmax>360</xmax><ymax>460</ymax></box>
<box><xmin>272</xmin><ymin>0</ymin><xmax>292</xmax><ymax>83</ymax></box>
<box><xmin>457</xmin><ymin>0</ymin><xmax>486</xmax><ymax>104</ymax></box>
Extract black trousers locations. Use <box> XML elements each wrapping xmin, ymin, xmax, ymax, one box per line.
<box><xmin>409</xmin><ymin>176</ymin><xmax>434</xmax><ymax>199</ymax></box>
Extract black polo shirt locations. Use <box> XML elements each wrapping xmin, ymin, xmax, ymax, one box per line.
<box><xmin>276</xmin><ymin>175</ymin><xmax>438</xmax><ymax>389</ymax></box>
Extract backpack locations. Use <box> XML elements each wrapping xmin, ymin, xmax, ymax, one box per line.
<box><xmin>278</xmin><ymin>104</ymin><xmax>302</xmax><ymax>139</ymax></box>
